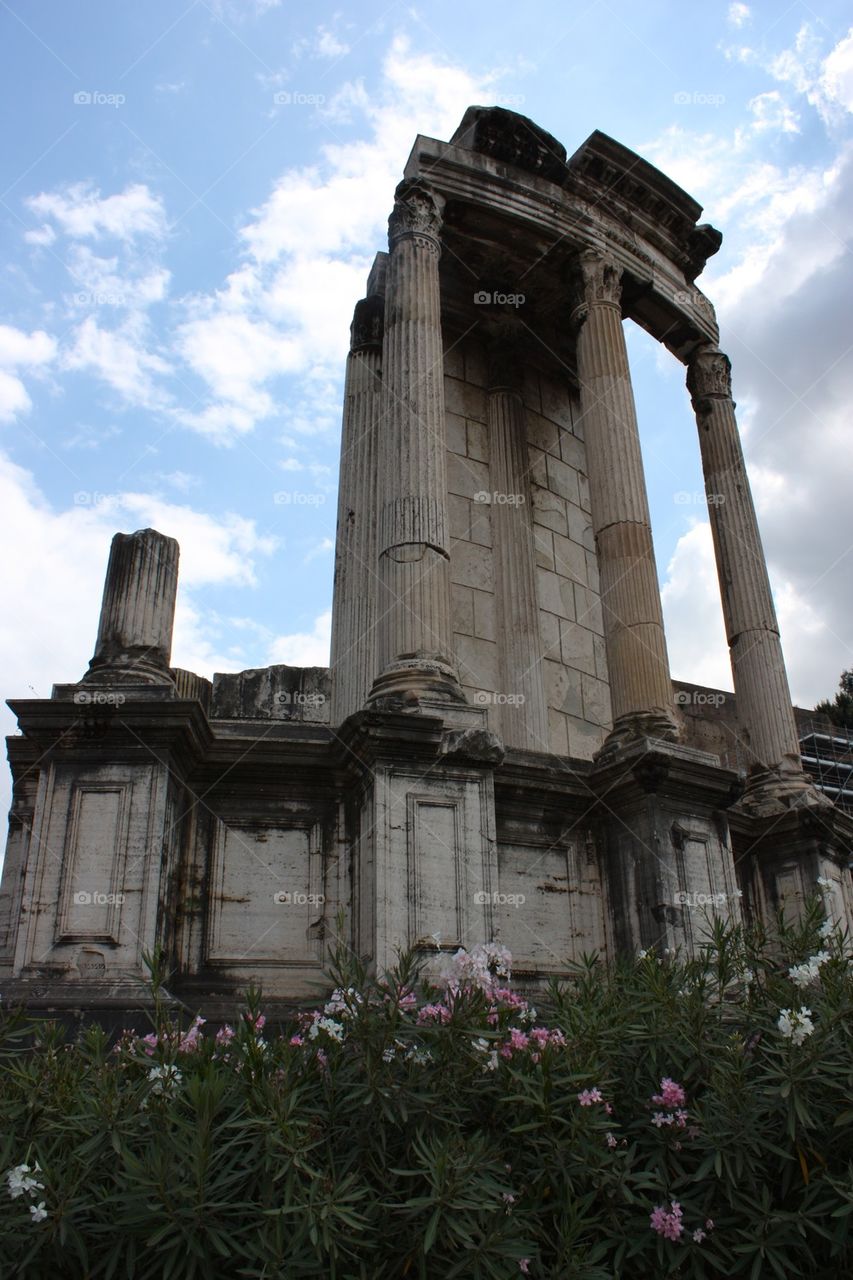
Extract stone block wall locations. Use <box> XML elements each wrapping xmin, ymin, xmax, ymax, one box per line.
<box><xmin>444</xmin><ymin>335</ymin><xmax>611</xmax><ymax>760</ymax></box>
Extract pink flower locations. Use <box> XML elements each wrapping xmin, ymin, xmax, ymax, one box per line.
<box><xmin>530</xmin><ymin>1027</ymin><xmax>550</xmax><ymax>1045</ymax></box>
<box><xmin>604</xmin><ymin>1101</ymin><xmax>614</xmax><ymax>1115</ymax></box>
<box><xmin>215</xmin><ymin>1024</ymin><xmax>234</xmax><ymax>1046</ymax></box>
<box><xmin>548</xmin><ymin>1029</ymin><xmax>566</xmax><ymax>1047</ymax></box>
<box><xmin>650</xmin><ymin>1200</ymin><xmax>683</xmax><ymax>1241</ymax></box>
<box><xmin>651</xmin><ymin>1077</ymin><xmax>686</xmax><ymax>1108</ymax></box>
<box><xmin>417</xmin><ymin>1003</ymin><xmax>452</xmax><ymax>1025</ymax></box>
<box><xmin>519</xmin><ymin>1261</ymin><xmax>530</xmax><ymax>1275</ymax></box>
<box><xmin>674</xmin><ymin>1109</ymin><xmax>688</xmax><ymax>1128</ymax></box>
<box><xmin>651</xmin><ymin>1112</ymin><xmax>672</xmax><ymax>1128</ymax></box>
<box><xmin>289</xmin><ymin>1034</ymin><xmax>304</xmax><ymax>1046</ymax></box>
<box><xmin>606</xmin><ymin>1132</ymin><xmax>617</xmax><ymax>1148</ymax></box>
<box><xmin>509</xmin><ymin>1029</ymin><xmax>529</xmax><ymax>1051</ymax></box>
<box><xmin>140</xmin><ymin>1032</ymin><xmax>159</xmax><ymax>1057</ymax></box>
<box><xmin>693</xmin><ymin>1228</ymin><xmax>706</xmax><ymax>1243</ymax></box>
<box><xmin>705</xmin><ymin>1219</ymin><xmax>715</xmax><ymax>1231</ymax></box>
<box><xmin>244</xmin><ymin>1012</ymin><xmax>266</xmax><ymax>1032</ymax></box>
<box><xmin>578</xmin><ymin>1088</ymin><xmax>603</xmax><ymax>1106</ymax></box>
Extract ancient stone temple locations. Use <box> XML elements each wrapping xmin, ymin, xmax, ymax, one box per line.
<box><xmin>1</xmin><ymin>107</ymin><xmax>851</xmax><ymax>1021</ymax></box>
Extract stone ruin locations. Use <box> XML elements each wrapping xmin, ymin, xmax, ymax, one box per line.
<box><xmin>1</xmin><ymin>107</ymin><xmax>851</xmax><ymax>1022</ymax></box>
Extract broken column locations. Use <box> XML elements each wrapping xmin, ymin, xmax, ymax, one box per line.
<box><xmin>368</xmin><ymin>179</ymin><xmax>462</xmax><ymax>705</ymax></box>
<box><xmin>83</xmin><ymin>528</ymin><xmax>179</xmax><ymax>685</ymax></box>
<box><xmin>571</xmin><ymin>249</ymin><xmax>677</xmax><ymax>748</ymax></box>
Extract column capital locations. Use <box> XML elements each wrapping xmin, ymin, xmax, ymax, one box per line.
<box><xmin>388</xmin><ymin>179</ymin><xmax>444</xmax><ymax>249</ymax></box>
<box><xmin>687</xmin><ymin>345</ymin><xmax>732</xmax><ymax>409</ymax></box>
<box><xmin>569</xmin><ymin>247</ymin><xmax>623</xmax><ymax>325</ymax></box>
<box><xmin>350</xmin><ymin>295</ymin><xmax>384</xmax><ymax>353</ymax></box>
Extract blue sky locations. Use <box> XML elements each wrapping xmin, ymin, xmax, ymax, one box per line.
<box><xmin>2</xmin><ymin>0</ymin><xmax>853</xmax><ymax>814</ymax></box>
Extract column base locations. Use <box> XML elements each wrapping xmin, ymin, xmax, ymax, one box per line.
<box><xmin>367</xmin><ymin>658</ymin><xmax>465</xmax><ymax>710</ymax></box>
<box><xmin>595</xmin><ymin>709</ymin><xmax>679</xmax><ymax>763</ymax></box>
<box><xmin>738</xmin><ymin>763</ymin><xmax>832</xmax><ymax>820</ymax></box>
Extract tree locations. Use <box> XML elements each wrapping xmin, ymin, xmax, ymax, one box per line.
<box><xmin>815</xmin><ymin>669</ymin><xmax>853</xmax><ymax>730</ymax></box>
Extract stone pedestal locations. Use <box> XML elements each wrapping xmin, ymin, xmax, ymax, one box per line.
<box><xmin>593</xmin><ymin>739</ymin><xmax>742</xmax><ymax>955</ymax></box>
<box><xmin>571</xmin><ymin>250</ymin><xmax>677</xmax><ymax>750</ymax></box>
<box><xmin>369</xmin><ymin>181</ymin><xmax>462</xmax><ymax>706</ymax></box>
<box><xmin>341</xmin><ymin>702</ymin><xmax>502</xmax><ymax>980</ymax></box>
<box><xmin>85</xmin><ymin>529</ymin><xmax>179</xmax><ymax>686</ymax></box>
<box><xmin>487</xmin><ymin>343</ymin><xmax>548</xmax><ymax>751</ymax></box>
<box><xmin>330</xmin><ymin>265</ymin><xmax>385</xmax><ymax>724</ymax></box>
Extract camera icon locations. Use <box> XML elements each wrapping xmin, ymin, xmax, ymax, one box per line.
<box><xmin>673</xmin><ymin>91</ymin><xmax>691</xmax><ymax>105</ymax></box>
<box><xmin>73</xmin><ymin>91</ymin><xmax>92</xmax><ymax>105</ymax></box>
<box><xmin>473</xmin><ymin>890</ymin><xmax>489</xmax><ymax>905</ymax></box>
<box><xmin>73</xmin><ymin>690</ymin><xmax>92</xmax><ymax>705</ymax></box>
<box><xmin>473</xmin><ymin>491</ymin><xmax>491</xmax><ymax>504</ymax></box>
<box><xmin>473</xmin><ymin>290</ymin><xmax>491</xmax><ymax>305</ymax></box>
<box><xmin>73</xmin><ymin>891</ymin><xmax>92</xmax><ymax>905</ymax></box>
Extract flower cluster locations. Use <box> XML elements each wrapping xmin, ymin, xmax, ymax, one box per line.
<box><xmin>650</xmin><ymin>1199</ymin><xmax>683</xmax><ymax>1241</ymax></box>
<box><xmin>139</xmin><ymin>1014</ymin><xmax>206</xmax><ymax>1057</ymax></box>
<box><xmin>778</xmin><ymin>1006</ymin><xmax>815</xmax><ymax>1045</ymax></box>
<box><xmin>439</xmin><ymin>943</ymin><xmax>512</xmax><ymax>995</ymax></box>
<box><xmin>649</xmin><ymin>1076</ymin><xmax>689</xmax><ymax>1129</ymax></box>
<box><xmin>788</xmin><ymin>951</ymin><xmax>830</xmax><ymax>988</ymax></box>
<box><xmin>6</xmin><ymin>1164</ymin><xmax>47</xmax><ymax>1223</ymax></box>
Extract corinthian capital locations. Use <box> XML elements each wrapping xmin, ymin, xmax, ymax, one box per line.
<box><xmin>687</xmin><ymin>346</ymin><xmax>732</xmax><ymax>406</ymax></box>
<box><xmin>388</xmin><ymin>179</ymin><xmax>444</xmax><ymax>247</ymax></box>
<box><xmin>569</xmin><ymin>248</ymin><xmax>623</xmax><ymax>324</ymax></box>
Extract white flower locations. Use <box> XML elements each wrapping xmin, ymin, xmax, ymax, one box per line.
<box><xmin>778</xmin><ymin>1007</ymin><xmax>815</xmax><ymax>1045</ymax></box>
<box><xmin>405</xmin><ymin>1045</ymin><xmax>432</xmax><ymax>1065</ymax></box>
<box><xmin>819</xmin><ymin>920</ymin><xmax>834</xmax><ymax>939</ymax></box>
<box><xmin>788</xmin><ymin>951</ymin><xmax>831</xmax><ymax>988</ymax></box>
<box><xmin>817</xmin><ymin>876</ymin><xmax>833</xmax><ymax>889</ymax></box>
<box><xmin>29</xmin><ymin>1202</ymin><xmax>47</xmax><ymax>1223</ymax></box>
<box><xmin>309</xmin><ymin>1016</ymin><xmax>345</xmax><ymax>1042</ymax></box>
<box><xmin>147</xmin><ymin>1064</ymin><xmax>182</xmax><ymax>1096</ymax></box>
<box><xmin>637</xmin><ymin>949</ymin><xmax>648</xmax><ymax>960</ymax></box>
<box><xmin>482</xmin><ymin>1051</ymin><xmax>499</xmax><ymax>1072</ymax></box>
<box><xmin>6</xmin><ymin>1164</ymin><xmax>43</xmax><ymax>1200</ymax></box>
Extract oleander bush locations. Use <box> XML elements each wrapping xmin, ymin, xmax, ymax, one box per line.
<box><xmin>1</xmin><ymin>896</ymin><xmax>852</xmax><ymax>1279</ymax></box>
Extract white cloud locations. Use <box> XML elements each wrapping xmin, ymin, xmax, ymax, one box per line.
<box><xmin>747</xmin><ymin>90</ymin><xmax>799</xmax><ymax>135</ymax></box>
<box><xmin>26</xmin><ymin>182</ymin><xmax>167</xmax><ymax>242</ymax></box>
<box><xmin>24</xmin><ymin>224</ymin><xmax>56</xmax><ymax>247</ymax></box>
<box><xmin>62</xmin><ymin>315</ymin><xmax>171</xmax><ymax>409</ymax></box>
<box><xmin>0</xmin><ymin>324</ymin><xmax>57</xmax><ymax>422</ymax></box>
<box><xmin>727</xmin><ymin>3</ymin><xmax>750</xmax><ymax>28</ymax></box>
<box><xmin>661</xmin><ymin>522</ymin><xmax>731</xmax><ymax>691</ymax></box>
<box><xmin>267</xmin><ymin>609</ymin><xmax>331</xmax><ymax>666</ymax></box>
<box><xmin>175</xmin><ymin>35</ymin><xmax>498</xmax><ymax>442</ymax></box>
<box><xmin>316</xmin><ymin>27</ymin><xmax>350</xmax><ymax>59</ymax></box>
<box><xmin>0</xmin><ymin>450</ymin><xmax>280</xmax><ymax>821</ymax></box>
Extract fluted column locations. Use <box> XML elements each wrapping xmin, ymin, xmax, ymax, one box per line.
<box><xmin>571</xmin><ymin>249</ymin><xmax>677</xmax><ymax>746</ymax></box>
<box><xmin>330</xmin><ymin>280</ymin><xmax>384</xmax><ymax>723</ymax></box>
<box><xmin>368</xmin><ymin>179</ymin><xmax>462</xmax><ymax>704</ymax></box>
<box><xmin>687</xmin><ymin>346</ymin><xmax>804</xmax><ymax>784</ymax></box>
<box><xmin>84</xmin><ymin>528</ymin><xmax>178</xmax><ymax>685</ymax></box>
<box><xmin>487</xmin><ymin>342</ymin><xmax>548</xmax><ymax>750</ymax></box>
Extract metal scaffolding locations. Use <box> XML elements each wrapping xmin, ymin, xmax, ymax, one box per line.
<box><xmin>798</xmin><ymin>722</ymin><xmax>853</xmax><ymax>814</ymax></box>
